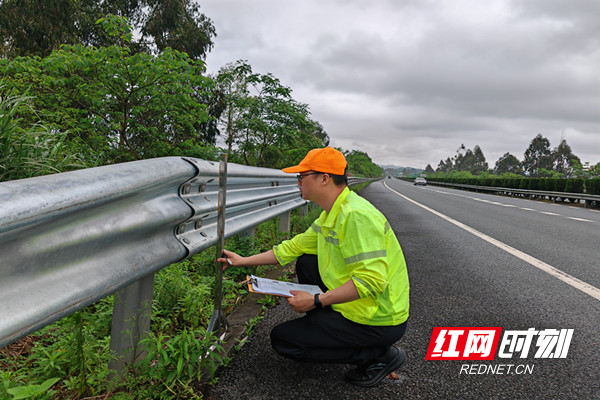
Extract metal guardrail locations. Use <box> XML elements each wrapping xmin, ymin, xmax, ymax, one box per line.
<box><xmin>425</xmin><ymin>180</ymin><xmax>600</xmax><ymax>207</ymax></box>
<box><xmin>347</xmin><ymin>176</ymin><xmax>380</xmax><ymax>186</ymax></box>
<box><xmin>0</xmin><ymin>157</ymin><xmax>306</xmax><ymax>360</ymax></box>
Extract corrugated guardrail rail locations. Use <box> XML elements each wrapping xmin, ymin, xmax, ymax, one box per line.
<box><xmin>0</xmin><ymin>157</ymin><xmax>307</xmax><ymax>365</ymax></box>
<box><xmin>0</xmin><ymin>155</ymin><xmax>380</xmax><ymax>373</ymax></box>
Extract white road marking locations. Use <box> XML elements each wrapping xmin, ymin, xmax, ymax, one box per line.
<box><xmin>567</xmin><ymin>217</ymin><xmax>593</xmax><ymax>223</ymax></box>
<box><xmin>385</xmin><ymin>181</ymin><xmax>600</xmax><ymax>302</ymax></box>
<box><xmin>427</xmin><ymin>184</ymin><xmax>597</xmax><ymax>223</ymax></box>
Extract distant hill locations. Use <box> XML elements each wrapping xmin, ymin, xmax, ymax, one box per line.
<box><xmin>380</xmin><ymin>165</ymin><xmax>424</xmax><ymax>177</ymax></box>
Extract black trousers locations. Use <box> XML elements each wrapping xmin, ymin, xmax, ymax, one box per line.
<box><xmin>270</xmin><ymin>254</ymin><xmax>407</xmax><ymax>365</ymax></box>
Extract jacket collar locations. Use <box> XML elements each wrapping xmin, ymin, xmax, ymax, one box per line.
<box><xmin>322</xmin><ymin>187</ymin><xmax>350</xmax><ymax>228</ymax></box>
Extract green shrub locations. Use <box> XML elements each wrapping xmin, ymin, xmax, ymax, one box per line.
<box><xmin>587</xmin><ymin>178</ymin><xmax>600</xmax><ymax>195</ymax></box>
<box><xmin>553</xmin><ymin>179</ymin><xmax>566</xmax><ymax>192</ymax></box>
<box><xmin>565</xmin><ymin>179</ymin><xmax>584</xmax><ymax>193</ymax></box>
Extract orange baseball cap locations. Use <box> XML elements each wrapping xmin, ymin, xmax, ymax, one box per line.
<box><xmin>282</xmin><ymin>147</ymin><xmax>347</xmax><ymax>175</ymax></box>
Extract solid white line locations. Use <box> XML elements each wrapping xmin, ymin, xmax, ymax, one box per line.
<box><xmin>384</xmin><ymin>181</ymin><xmax>600</xmax><ymax>302</ymax></box>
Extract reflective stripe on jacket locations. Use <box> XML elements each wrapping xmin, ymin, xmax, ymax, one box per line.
<box><xmin>273</xmin><ymin>187</ymin><xmax>409</xmax><ymax>326</ymax></box>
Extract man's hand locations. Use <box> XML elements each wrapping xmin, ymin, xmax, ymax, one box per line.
<box><xmin>217</xmin><ymin>249</ymin><xmax>278</xmax><ymax>270</ymax></box>
<box><xmin>287</xmin><ymin>290</ymin><xmax>317</xmax><ymax>313</ymax></box>
<box><xmin>217</xmin><ymin>249</ymin><xmax>244</xmax><ymax>270</ymax></box>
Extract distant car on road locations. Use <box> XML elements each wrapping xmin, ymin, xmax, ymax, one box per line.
<box><xmin>414</xmin><ymin>177</ymin><xmax>427</xmax><ymax>186</ymax></box>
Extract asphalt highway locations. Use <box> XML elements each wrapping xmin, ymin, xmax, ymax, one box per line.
<box><xmin>209</xmin><ymin>178</ymin><xmax>600</xmax><ymax>399</ymax></box>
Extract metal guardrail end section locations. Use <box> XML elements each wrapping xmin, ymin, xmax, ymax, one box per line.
<box><xmin>175</xmin><ymin>157</ymin><xmax>306</xmax><ymax>257</ymax></box>
<box><xmin>0</xmin><ymin>157</ymin><xmax>197</xmax><ymax>348</ymax></box>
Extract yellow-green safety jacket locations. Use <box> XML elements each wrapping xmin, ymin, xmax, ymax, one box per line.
<box><xmin>273</xmin><ymin>187</ymin><xmax>409</xmax><ymax>326</ymax></box>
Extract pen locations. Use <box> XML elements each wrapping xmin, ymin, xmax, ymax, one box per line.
<box><xmin>223</xmin><ymin>253</ymin><xmax>233</xmax><ymax>265</ymax></box>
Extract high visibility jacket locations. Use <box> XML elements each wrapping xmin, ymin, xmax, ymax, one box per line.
<box><xmin>273</xmin><ymin>187</ymin><xmax>409</xmax><ymax>326</ymax></box>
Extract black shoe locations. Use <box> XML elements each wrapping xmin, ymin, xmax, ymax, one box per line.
<box><xmin>344</xmin><ymin>347</ymin><xmax>406</xmax><ymax>387</ymax></box>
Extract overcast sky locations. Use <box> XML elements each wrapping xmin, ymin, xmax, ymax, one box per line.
<box><xmin>199</xmin><ymin>0</ymin><xmax>600</xmax><ymax>169</ymax></box>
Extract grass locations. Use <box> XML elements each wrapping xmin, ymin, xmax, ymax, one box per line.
<box><xmin>0</xmin><ymin>205</ymin><xmax>322</xmax><ymax>399</ymax></box>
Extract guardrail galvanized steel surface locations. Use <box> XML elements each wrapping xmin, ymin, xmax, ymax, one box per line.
<box><xmin>0</xmin><ymin>156</ymin><xmax>305</xmax><ymax>349</ymax></box>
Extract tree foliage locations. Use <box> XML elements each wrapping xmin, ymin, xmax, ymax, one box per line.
<box><xmin>0</xmin><ymin>0</ymin><xmax>216</xmax><ymax>59</ymax></box>
<box><xmin>522</xmin><ymin>134</ymin><xmax>553</xmax><ymax>177</ymax></box>
<box><xmin>0</xmin><ymin>0</ymin><xmax>81</xmax><ymax>58</ymax></box>
<box><xmin>140</xmin><ymin>0</ymin><xmax>216</xmax><ymax>59</ymax></box>
<box><xmin>435</xmin><ymin>144</ymin><xmax>488</xmax><ymax>175</ymax></box>
<box><xmin>431</xmin><ymin>134</ymin><xmax>595</xmax><ymax>180</ymax></box>
<box><xmin>0</xmin><ymin>16</ymin><xmax>216</xmax><ymax>165</ymax></box>
<box><xmin>345</xmin><ymin>150</ymin><xmax>384</xmax><ymax>177</ymax></box>
<box><xmin>214</xmin><ymin>60</ymin><xmax>328</xmax><ymax>169</ymax></box>
<box><xmin>552</xmin><ymin>138</ymin><xmax>580</xmax><ymax>177</ymax></box>
<box><xmin>494</xmin><ymin>152</ymin><xmax>521</xmax><ymax>175</ymax></box>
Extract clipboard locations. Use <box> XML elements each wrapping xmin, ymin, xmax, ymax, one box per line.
<box><xmin>243</xmin><ymin>275</ymin><xmax>323</xmax><ymax>298</ymax></box>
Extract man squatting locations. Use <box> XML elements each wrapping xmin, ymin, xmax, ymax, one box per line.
<box><xmin>218</xmin><ymin>146</ymin><xmax>410</xmax><ymax>387</ymax></box>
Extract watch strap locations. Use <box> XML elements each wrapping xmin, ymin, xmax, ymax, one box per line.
<box><xmin>314</xmin><ymin>293</ymin><xmax>323</xmax><ymax>309</ymax></box>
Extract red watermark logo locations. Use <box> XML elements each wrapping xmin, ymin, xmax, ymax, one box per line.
<box><xmin>426</xmin><ymin>327</ymin><xmax>573</xmax><ymax>360</ymax></box>
<box><xmin>426</xmin><ymin>327</ymin><xmax>502</xmax><ymax>360</ymax></box>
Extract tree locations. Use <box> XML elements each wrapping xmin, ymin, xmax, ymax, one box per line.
<box><xmin>0</xmin><ymin>0</ymin><xmax>81</xmax><ymax>58</ymax></box>
<box><xmin>440</xmin><ymin>144</ymin><xmax>488</xmax><ymax>174</ymax></box>
<box><xmin>471</xmin><ymin>145</ymin><xmax>489</xmax><ymax>174</ymax></box>
<box><xmin>552</xmin><ymin>139</ymin><xmax>580</xmax><ymax>177</ymax></box>
<box><xmin>0</xmin><ymin>16</ymin><xmax>215</xmax><ymax>164</ymax></box>
<box><xmin>425</xmin><ymin>164</ymin><xmax>435</xmax><ymax>175</ymax></box>
<box><xmin>455</xmin><ymin>145</ymin><xmax>488</xmax><ymax>174</ymax></box>
<box><xmin>522</xmin><ymin>134</ymin><xmax>553</xmax><ymax>177</ymax></box>
<box><xmin>214</xmin><ymin>60</ymin><xmax>255</xmax><ymax>154</ymax></box>
<box><xmin>452</xmin><ymin>143</ymin><xmax>467</xmax><ymax>171</ymax></box>
<box><xmin>591</xmin><ymin>163</ymin><xmax>600</xmax><ymax>177</ymax></box>
<box><xmin>0</xmin><ymin>0</ymin><xmax>216</xmax><ymax>59</ymax></box>
<box><xmin>141</xmin><ymin>0</ymin><xmax>217</xmax><ymax>59</ymax></box>
<box><xmin>494</xmin><ymin>152</ymin><xmax>521</xmax><ymax>175</ymax></box>
<box><xmin>216</xmin><ymin>63</ymin><xmax>326</xmax><ymax>168</ymax></box>
<box><xmin>436</xmin><ymin>157</ymin><xmax>453</xmax><ymax>173</ymax></box>
<box><xmin>345</xmin><ymin>150</ymin><xmax>384</xmax><ymax>177</ymax></box>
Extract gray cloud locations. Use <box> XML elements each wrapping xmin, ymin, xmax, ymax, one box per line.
<box><xmin>201</xmin><ymin>0</ymin><xmax>600</xmax><ymax>169</ymax></box>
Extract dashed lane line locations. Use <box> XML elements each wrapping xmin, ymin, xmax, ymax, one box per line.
<box><xmin>433</xmin><ymin>187</ymin><xmax>595</xmax><ymax>224</ymax></box>
<box><xmin>384</xmin><ymin>180</ymin><xmax>600</xmax><ymax>302</ymax></box>
<box><xmin>568</xmin><ymin>217</ymin><xmax>594</xmax><ymax>222</ymax></box>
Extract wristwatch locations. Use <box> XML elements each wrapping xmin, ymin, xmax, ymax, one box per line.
<box><xmin>314</xmin><ymin>293</ymin><xmax>323</xmax><ymax>309</ymax></box>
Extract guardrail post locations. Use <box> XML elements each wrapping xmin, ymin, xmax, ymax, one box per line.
<box><xmin>241</xmin><ymin>227</ymin><xmax>256</xmax><ymax>238</ymax></box>
<box><xmin>300</xmin><ymin>203</ymin><xmax>309</xmax><ymax>216</ymax></box>
<box><xmin>279</xmin><ymin>211</ymin><xmax>291</xmax><ymax>233</ymax></box>
<box><xmin>108</xmin><ymin>273</ymin><xmax>154</xmax><ymax>378</ymax></box>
